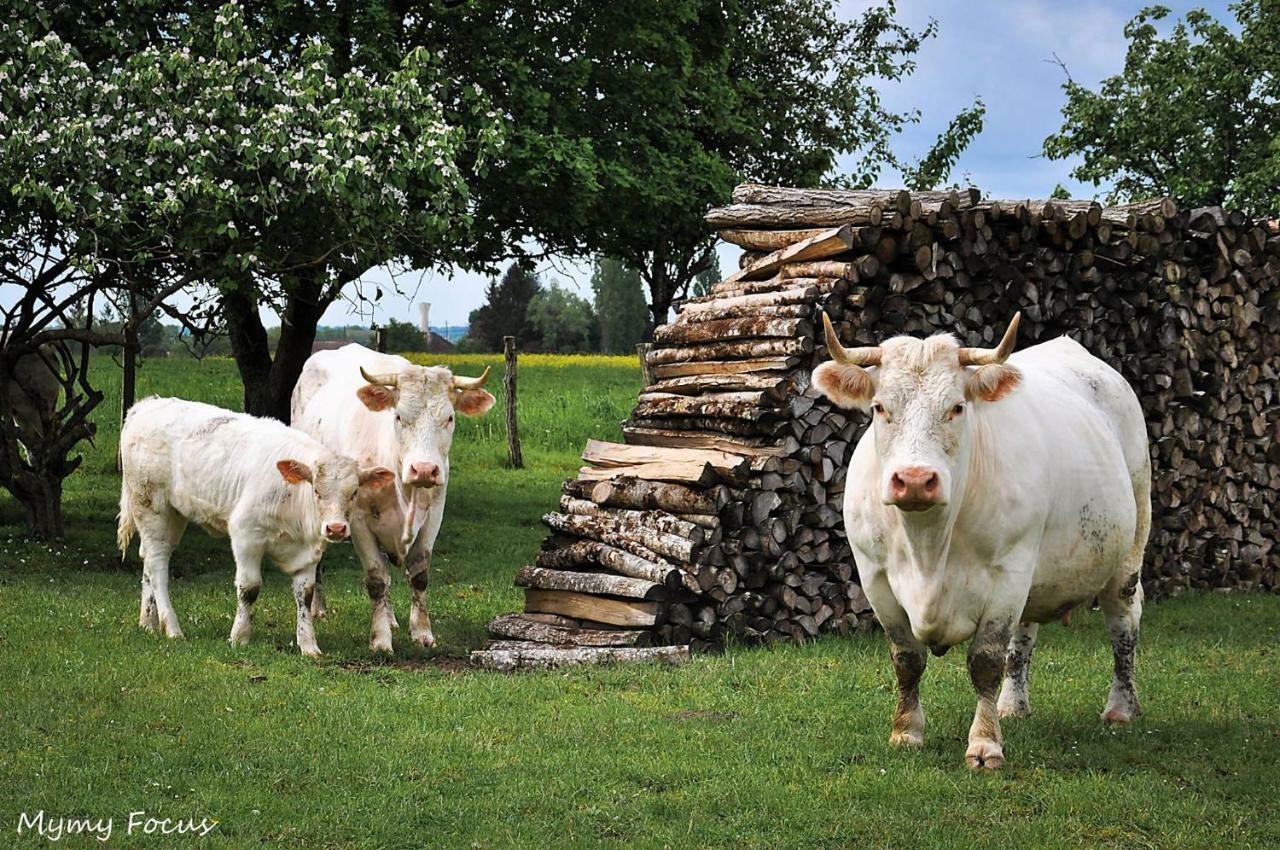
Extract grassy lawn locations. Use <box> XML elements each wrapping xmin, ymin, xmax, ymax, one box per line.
<box><xmin>1</xmin><ymin>355</ymin><xmax>1277</xmax><ymax>848</ymax></box>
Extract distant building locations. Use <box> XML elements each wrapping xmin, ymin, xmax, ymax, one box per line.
<box><xmin>425</xmin><ymin>331</ymin><xmax>455</xmax><ymax>354</ymax></box>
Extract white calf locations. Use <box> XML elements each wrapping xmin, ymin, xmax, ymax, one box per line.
<box><xmin>117</xmin><ymin>398</ymin><xmax>392</xmax><ymax>656</ymax></box>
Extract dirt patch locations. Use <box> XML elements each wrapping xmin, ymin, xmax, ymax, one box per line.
<box><xmin>335</xmin><ymin>655</ymin><xmax>474</xmax><ymax>675</ymax></box>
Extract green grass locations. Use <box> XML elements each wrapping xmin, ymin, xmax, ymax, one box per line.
<box><xmin>1</xmin><ymin>356</ymin><xmax>1277</xmax><ymax>848</ymax></box>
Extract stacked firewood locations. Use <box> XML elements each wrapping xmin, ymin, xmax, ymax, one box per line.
<box><xmin>472</xmin><ymin>184</ymin><xmax>1279</xmax><ymax>668</ymax></box>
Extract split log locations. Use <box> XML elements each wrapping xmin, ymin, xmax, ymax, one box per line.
<box><xmin>645</xmin><ymin>337</ymin><xmax>812</xmax><ymax>365</ymax></box>
<box><xmin>535</xmin><ymin>538</ymin><xmax>697</xmax><ymax>591</ymax></box>
<box><xmin>622</xmin><ymin>424</ymin><xmax>789</xmax><ymax>456</ymax></box>
<box><xmin>575</xmin><ymin>461</ymin><xmax>723</xmax><ymax>487</ymax></box>
<box><xmin>720</xmin><ymin>226</ymin><xmax>856</xmax><ymax>286</ymax></box>
<box><xmin>486</xmin><ymin>613</ymin><xmax>652</xmax><ymax>647</ymax></box>
<box><xmin>559</xmin><ymin>496</ymin><xmax>707</xmax><ymax>542</ymax></box>
<box><xmin>470</xmin><ymin>643</ymin><xmax>690</xmax><ymax>672</ymax></box>
<box><xmin>645</xmin><ymin>372</ymin><xmax>792</xmax><ymax>398</ymax></box>
<box><xmin>542</xmin><ymin>511</ymin><xmax>698</xmax><ymax>564</ymax></box>
<box><xmin>649</xmin><ymin>357</ymin><xmax>797</xmax><ymax>379</ymax></box>
<box><xmin>523</xmin><ymin>588</ymin><xmax>659</xmax><ymax>628</ymax></box>
<box><xmin>705</xmin><ymin>203</ymin><xmax>883</xmax><ymax>229</ymax></box>
<box><xmin>581</xmin><ymin>439</ymin><xmax>749</xmax><ymax>475</ymax></box>
<box><xmin>516</xmin><ymin>566</ymin><xmax>666</xmax><ymax>601</ymax></box>
<box><xmin>653</xmin><ymin>316</ymin><xmax>811</xmax><ymax>344</ymax></box>
<box><xmin>588</xmin><ymin>475</ymin><xmax>718</xmax><ymax>514</ymax></box>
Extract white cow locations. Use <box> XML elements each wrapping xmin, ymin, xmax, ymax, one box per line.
<box><xmin>117</xmin><ymin>398</ymin><xmax>393</xmax><ymax>656</ymax></box>
<box><xmin>291</xmin><ymin>345</ymin><xmax>495</xmax><ymax>653</ymax></box>
<box><xmin>812</xmin><ymin>313</ymin><xmax>1150</xmax><ymax>770</ymax></box>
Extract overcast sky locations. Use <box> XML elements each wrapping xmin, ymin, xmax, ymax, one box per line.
<box><xmin>208</xmin><ymin>1</ymin><xmax>1238</xmax><ymax>329</ymax></box>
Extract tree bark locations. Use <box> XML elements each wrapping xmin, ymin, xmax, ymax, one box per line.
<box><xmin>223</xmin><ymin>271</ymin><xmax>331</xmax><ymax>422</ymax></box>
<box><xmin>15</xmin><ymin>472</ymin><xmax>64</xmax><ymax>539</ymax></box>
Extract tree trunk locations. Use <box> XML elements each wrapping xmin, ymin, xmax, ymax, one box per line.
<box><xmin>222</xmin><ymin>272</ymin><xmax>331</xmax><ymax>422</ymax></box>
<box><xmin>223</xmin><ymin>284</ymin><xmax>274</xmax><ymax>417</ymax></box>
<box><xmin>268</xmin><ymin>273</ymin><xmax>328</xmax><ymax>422</ymax></box>
<box><xmin>14</xmin><ymin>472</ymin><xmax>64</xmax><ymax>539</ymax></box>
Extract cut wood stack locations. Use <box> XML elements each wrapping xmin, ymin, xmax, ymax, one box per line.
<box><xmin>473</xmin><ymin>184</ymin><xmax>1279</xmax><ymax>665</ymax></box>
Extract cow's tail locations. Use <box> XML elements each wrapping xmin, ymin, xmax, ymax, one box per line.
<box><xmin>117</xmin><ymin>476</ymin><xmax>136</xmax><ymax>558</ymax></box>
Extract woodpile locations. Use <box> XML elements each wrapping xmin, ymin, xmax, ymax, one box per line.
<box><xmin>472</xmin><ymin>184</ymin><xmax>1280</xmax><ymax>667</ymax></box>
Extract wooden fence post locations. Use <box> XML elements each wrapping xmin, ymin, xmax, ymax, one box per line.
<box><xmin>636</xmin><ymin>342</ymin><xmax>654</xmax><ymax>388</ymax></box>
<box><xmin>503</xmin><ymin>336</ymin><xmax>523</xmax><ymax>469</ymax></box>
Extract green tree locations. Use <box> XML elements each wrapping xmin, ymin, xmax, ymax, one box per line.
<box><xmin>1044</xmin><ymin>2</ymin><xmax>1280</xmax><ymax>214</ymax></box>
<box><xmin>526</xmin><ymin>282</ymin><xmax>597</xmax><ymax>353</ymax></box>
<box><xmin>592</xmin><ymin>259</ymin><xmax>648</xmax><ymax>354</ymax></box>
<box><xmin>23</xmin><ymin>1</ymin><xmax>502</xmax><ymax>420</ymax></box>
<box><xmin>383</xmin><ymin>319</ymin><xmax>428</xmax><ymax>353</ymax></box>
<box><xmin>456</xmin><ymin>0</ymin><xmax>983</xmax><ymax>330</ymax></box>
<box><xmin>467</xmin><ymin>263</ymin><xmax>543</xmax><ymax>351</ymax></box>
<box><xmin>690</xmin><ymin>255</ymin><xmax>723</xmax><ymax>299</ymax></box>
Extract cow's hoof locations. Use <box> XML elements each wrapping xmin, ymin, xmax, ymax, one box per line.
<box><xmin>1101</xmin><ymin>707</ymin><xmax>1133</xmax><ymax>725</ymax></box>
<box><xmin>300</xmin><ymin>646</ymin><xmax>323</xmax><ymax>659</ymax></box>
<box><xmin>370</xmin><ymin>637</ymin><xmax>394</xmax><ymax>655</ymax></box>
<box><xmin>411</xmin><ymin>630</ymin><xmax>436</xmax><ymax>648</ymax></box>
<box><xmin>310</xmin><ymin>604</ymin><xmax>328</xmax><ymax>620</ymax></box>
<box><xmin>140</xmin><ymin>617</ymin><xmax>159</xmax><ymax>633</ymax></box>
<box><xmin>229</xmin><ymin>631</ymin><xmax>251</xmax><ymax>647</ymax></box>
<box><xmin>965</xmin><ymin>740</ymin><xmax>1004</xmax><ymax>771</ymax></box>
<box><xmin>161</xmin><ymin>621</ymin><xmax>184</xmax><ymax>639</ymax></box>
<box><xmin>889</xmin><ymin>729</ymin><xmax>924</xmax><ymax>748</ymax></box>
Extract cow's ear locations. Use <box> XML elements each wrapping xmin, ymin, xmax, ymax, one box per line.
<box><xmin>277</xmin><ymin>459</ymin><xmax>314</xmax><ymax>485</ymax></box>
<box><xmin>812</xmin><ymin>362</ymin><xmax>875</xmax><ymax>411</ymax></box>
<box><xmin>966</xmin><ymin>364</ymin><xmax>1022</xmax><ymax>402</ymax></box>
<box><xmin>358</xmin><ymin>466</ymin><xmax>395</xmax><ymax>490</ymax></box>
<box><xmin>455</xmin><ymin>388</ymin><xmax>496</xmax><ymax>417</ymax></box>
<box><xmin>357</xmin><ymin>384</ymin><xmax>398</xmax><ymax>412</ymax></box>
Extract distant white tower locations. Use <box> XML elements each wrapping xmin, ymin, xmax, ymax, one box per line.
<box><xmin>417</xmin><ymin>302</ymin><xmax>431</xmax><ymax>334</ymax></box>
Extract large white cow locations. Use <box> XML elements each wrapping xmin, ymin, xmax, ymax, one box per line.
<box><xmin>117</xmin><ymin>398</ymin><xmax>393</xmax><ymax>656</ymax></box>
<box><xmin>811</xmin><ymin>313</ymin><xmax>1150</xmax><ymax>770</ymax></box>
<box><xmin>291</xmin><ymin>345</ymin><xmax>495</xmax><ymax>653</ymax></box>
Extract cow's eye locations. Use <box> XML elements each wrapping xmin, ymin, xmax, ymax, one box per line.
<box><xmin>870</xmin><ymin>401</ymin><xmax>885</xmax><ymax>416</ymax></box>
<box><xmin>950</xmin><ymin>402</ymin><xmax>965</xmax><ymax>419</ymax></box>
<box><xmin>445</xmin><ymin>415</ymin><xmax>454</xmax><ymax>427</ymax></box>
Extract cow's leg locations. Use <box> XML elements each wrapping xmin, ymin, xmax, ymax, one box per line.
<box><xmin>228</xmin><ymin>537</ymin><xmax>265</xmax><ymax>646</ymax></box>
<box><xmin>406</xmin><ymin>548</ymin><xmax>435</xmax><ymax>648</ymax></box>
<box><xmin>309</xmin><ymin>561</ymin><xmax>328</xmax><ymax>620</ymax></box>
<box><xmin>352</xmin><ymin>525</ymin><xmax>395</xmax><ymax>654</ymax></box>
<box><xmin>966</xmin><ymin>618</ymin><xmax>1013</xmax><ymax>770</ymax></box>
<box><xmin>1099</xmin><ymin>572</ymin><xmax>1143</xmax><ymax>725</ymax></box>
<box><xmin>292</xmin><ymin>568</ymin><xmax>322</xmax><ymax>658</ymax></box>
<box><xmin>138</xmin><ymin>509</ymin><xmax>187</xmax><ymax>639</ymax></box>
<box><xmin>997</xmin><ymin>621</ymin><xmax>1039</xmax><ymax>719</ymax></box>
<box><xmin>139</xmin><ymin>559</ymin><xmax>158</xmax><ymax>632</ymax></box>
<box><xmin>888</xmin><ymin>631</ymin><xmax>928</xmax><ymax>748</ymax></box>
<box><xmin>405</xmin><ymin>500</ymin><xmax>444</xmax><ymax>648</ymax></box>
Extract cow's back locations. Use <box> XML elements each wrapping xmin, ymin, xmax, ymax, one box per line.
<box><xmin>122</xmin><ymin>398</ymin><xmax>324</xmax><ymax>533</ymax></box>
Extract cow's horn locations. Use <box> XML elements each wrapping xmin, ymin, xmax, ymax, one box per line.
<box><xmin>453</xmin><ymin>365</ymin><xmax>491</xmax><ymax>390</ymax></box>
<box><xmin>958</xmin><ymin>312</ymin><xmax>1021</xmax><ymax>366</ymax></box>
<box><xmin>822</xmin><ymin>312</ymin><xmax>881</xmax><ymax>367</ymax></box>
<box><xmin>360</xmin><ymin>366</ymin><xmax>400</xmax><ymax>387</ymax></box>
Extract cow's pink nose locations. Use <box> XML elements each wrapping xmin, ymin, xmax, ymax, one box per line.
<box><xmin>407</xmin><ymin>462</ymin><xmax>441</xmax><ymax>487</ymax></box>
<box><xmin>889</xmin><ymin>467</ymin><xmax>941</xmax><ymax>510</ymax></box>
<box><xmin>325</xmin><ymin>522</ymin><xmax>349</xmax><ymax>539</ymax></box>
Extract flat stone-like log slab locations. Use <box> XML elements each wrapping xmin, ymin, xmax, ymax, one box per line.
<box><xmin>471</xmin><ymin>643</ymin><xmax>690</xmax><ymax>672</ymax></box>
<box><xmin>524</xmin><ymin>588</ymin><xmax>659</xmax><ymax>627</ymax></box>
<box><xmin>486</xmin><ymin>613</ymin><xmax>653</xmax><ymax>647</ymax></box>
